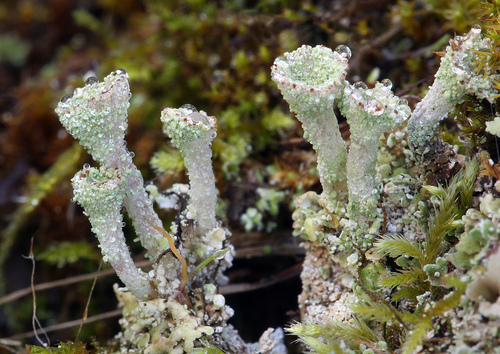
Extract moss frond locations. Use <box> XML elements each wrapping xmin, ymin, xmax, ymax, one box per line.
<box><xmin>351</xmin><ymin>298</ymin><xmax>415</xmax><ymax>324</ymax></box>
<box><xmin>325</xmin><ymin>317</ymin><xmax>381</xmax><ymax>344</ymax></box>
<box><xmin>399</xmin><ymin>276</ymin><xmax>468</xmax><ymax>353</ymax></box>
<box><xmin>192</xmin><ymin>341</ymin><xmax>226</xmax><ymax>354</ymax></box>
<box><xmin>425</xmin><ymin>158</ymin><xmax>479</xmax><ymax>264</ymax></box>
<box><xmin>400</xmin><ymin>320</ymin><xmax>431</xmax><ymax>354</ymax></box>
<box><xmin>378</xmin><ymin>267</ymin><xmax>426</xmax><ymax>289</ymax></box>
<box><xmin>287</xmin><ymin>317</ymin><xmax>381</xmax><ymax>352</ymax></box>
<box><xmin>391</xmin><ymin>285</ymin><xmax>426</xmax><ymax>303</ymax></box>
<box><xmin>295</xmin><ymin>336</ymin><xmax>343</xmax><ymax>354</ymax></box>
<box><xmin>28</xmin><ymin>341</ymin><xmax>92</xmax><ymax>353</ymax></box>
<box><xmin>373</xmin><ymin>235</ymin><xmax>425</xmax><ymax>264</ymax></box>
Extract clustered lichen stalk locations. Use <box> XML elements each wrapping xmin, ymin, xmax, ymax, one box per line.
<box><xmin>71</xmin><ymin>167</ymin><xmax>155</xmax><ymax>300</ymax></box>
<box><xmin>339</xmin><ymin>81</ymin><xmax>410</xmax><ymax>218</ymax></box>
<box><xmin>55</xmin><ymin>71</ymin><xmax>168</xmax><ymax>262</ymax></box>
<box><xmin>160</xmin><ymin>105</ymin><xmax>219</xmax><ymax>239</ymax></box>
<box><xmin>270</xmin><ymin>25</ymin><xmax>500</xmax><ymax>353</ymax></box>
<box><xmin>272</xmin><ymin>45</ymin><xmax>410</xmax><ymax>223</ymax></box>
<box><xmin>271</xmin><ymin>45</ymin><xmax>350</xmax><ymax>211</ymax></box>
<box><xmin>55</xmin><ymin>71</ymin><xmax>252</xmax><ymax>352</ymax></box>
<box><xmin>55</xmin><ymin>70</ymin><xmax>175</xmax><ymax>300</ymax></box>
<box><xmin>407</xmin><ymin>25</ymin><xmax>499</xmax><ymax>156</ymax></box>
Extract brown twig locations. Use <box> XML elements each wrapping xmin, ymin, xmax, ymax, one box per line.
<box><xmin>26</xmin><ymin>237</ymin><xmax>50</xmax><ymax>347</ymax></box>
<box><xmin>0</xmin><ymin>260</ymin><xmax>154</xmax><ymax>306</ymax></box>
<box><xmin>7</xmin><ymin>309</ymin><xmax>123</xmax><ymax>341</ymax></box>
<box><xmin>76</xmin><ymin>259</ymin><xmax>103</xmax><ymax>341</ymax></box>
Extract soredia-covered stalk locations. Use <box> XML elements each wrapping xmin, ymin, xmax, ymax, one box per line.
<box><xmin>271</xmin><ymin>45</ymin><xmax>350</xmax><ymax>210</ymax></box>
<box><xmin>407</xmin><ymin>26</ymin><xmax>499</xmax><ymax>156</ymax></box>
<box><xmin>161</xmin><ymin>105</ymin><xmax>219</xmax><ymax>239</ymax></box>
<box><xmin>72</xmin><ymin>166</ymin><xmax>155</xmax><ymax>300</ymax></box>
<box><xmin>55</xmin><ymin>70</ymin><xmax>167</xmax><ymax>260</ymax></box>
<box><xmin>339</xmin><ymin>80</ymin><xmax>411</xmax><ymax>218</ymax></box>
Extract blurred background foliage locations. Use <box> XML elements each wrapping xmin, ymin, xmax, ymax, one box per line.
<box><xmin>0</xmin><ymin>0</ymin><xmax>495</xmax><ymax>351</ymax></box>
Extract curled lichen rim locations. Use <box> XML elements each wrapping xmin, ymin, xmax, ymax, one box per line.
<box><xmin>163</xmin><ymin>107</ymin><xmax>217</xmax><ymax>131</ymax></box>
<box><xmin>271</xmin><ymin>45</ymin><xmax>348</xmax><ymax>94</ymax></box>
<box><xmin>56</xmin><ymin>70</ymin><xmax>129</xmax><ymax>112</ymax></box>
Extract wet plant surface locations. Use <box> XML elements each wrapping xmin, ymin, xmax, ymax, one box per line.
<box><xmin>1</xmin><ymin>0</ymin><xmax>500</xmax><ymax>353</ymax></box>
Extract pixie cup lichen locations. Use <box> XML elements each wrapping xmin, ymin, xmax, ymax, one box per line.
<box><xmin>271</xmin><ymin>45</ymin><xmax>350</xmax><ymax>209</ymax></box>
<box><xmin>407</xmin><ymin>26</ymin><xmax>499</xmax><ymax>156</ymax></box>
<box><xmin>72</xmin><ymin>166</ymin><xmax>155</xmax><ymax>300</ymax></box>
<box><xmin>55</xmin><ymin>70</ymin><xmax>167</xmax><ymax>260</ymax></box>
<box><xmin>339</xmin><ymin>80</ymin><xmax>411</xmax><ymax>218</ymax></box>
<box><xmin>160</xmin><ymin>106</ymin><xmax>219</xmax><ymax>244</ymax></box>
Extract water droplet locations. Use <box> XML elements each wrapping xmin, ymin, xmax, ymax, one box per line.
<box><xmin>130</xmin><ymin>152</ymin><xmax>135</xmax><ymax>158</ymax></box>
<box><xmin>216</xmin><ymin>251</ymin><xmax>226</xmax><ymax>260</ymax></box>
<box><xmin>116</xmin><ymin>69</ymin><xmax>127</xmax><ymax>75</ymax></box>
<box><xmin>189</xmin><ymin>112</ymin><xmax>210</xmax><ymax>126</ymax></box>
<box><xmin>472</xmin><ymin>24</ymin><xmax>481</xmax><ymax>31</ymax></box>
<box><xmin>83</xmin><ymin>163</ymin><xmax>91</xmax><ymax>169</ymax></box>
<box><xmin>353</xmin><ymin>81</ymin><xmax>368</xmax><ymax>90</ymax></box>
<box><xmin>60</xmin><ymin>94</ymin><xmax>73</xmax><ymax>103</ymax></box>
<box><xmin>275</xmin><ymin>55</ymin><xmax>288</xmax><ymax>65</ymax></box>
<box><xmin>181</xmin><ymin>104</ymin><xmax>198</xmax><ymax>113</ymax></box>
<box><xmin>335</xmin><ymin>45</ymin><xmax>351</xmax><ymax>59</ymax></box>
<box><xmin>85</xmin><ymin>76</ymin><xmax>98</xmax><ymax>85</ymax></box>
<box><xmin>350</xmin><ymin>90</ymin><xmax>363</xmax><ymax>101</ymax></box>
<box><xmin>398</xmin><ymin>98</ymin><xmax>408</xmax><ymax>106</ymax></box>
<box><xmin>381</xmin><ymin>78</ymin><xmax>392</xmax><ymax>89</ymax></box>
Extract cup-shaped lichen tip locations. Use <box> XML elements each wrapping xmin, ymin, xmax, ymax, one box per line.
<box><xmin>341</xmin><ymin>80</ymin><xmax>411</xmax><ymax>143</ymax></box>
<box><xmin>271</xmin><ymin>44</ymin><xmax>350</xmax><ymax>115</ymax></box>
<box><xmin>71</xmin><ymin>165</ymin><xmax>126</xmax><ymax>216</ymax></box>
<box><xmin>160</xmin><ymin>105</ymin><xmax>217</xmax><ymax>148</ymax></box>
<box><xmin>55</xmin><ymin>70</ymin><xmax>131</xmax><ymax>164</ymax></box>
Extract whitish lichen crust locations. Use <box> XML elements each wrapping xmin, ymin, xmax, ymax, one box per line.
<box><xmin>408</xmin><ymin>26</ymin><xmax>499</xmax><ymax>155</ymax></box>
<box><xmin>56</xmin><ymin>70</ymin><xmax>130</xmax><ymax>166</ymax></box>
<box><xmin>72</xmin><ymin>166</ymin><xmax>154</xmax><ymax>300</ymax></box>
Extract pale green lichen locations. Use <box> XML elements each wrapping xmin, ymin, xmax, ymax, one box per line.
<box><xmin>116</xmin><ymin>288</ymin><xmax>214</xmax><ymax>353</ymax></box>
<box><xmin>161</xmin><ymin>105</ymin><xmax>219</xmax><ymax>240</ymax></box>
<box><xmin>56</xmin><ymin>70</ymin><xmax>130</xmax><ymax>167</ymax></box>
<box><xmin>72</xmin><ymin>166</ymin><xmax>154</xmax><ymax>300</ymax></box>
<box><xmin>339</xmin><ymin>80</ymin><xmax>411</xmax><ymax>218</ymax></box>
<box><xmin>291</xmin><ymin>191</ymin><xmax>333</xmax><ymax>242</ymax></box>
<box><xmin>485</xmin><ymin>115</ymin><xmax>500</xmax><ymax>137</ymax></box>
<box><xmin>241</xmin><ymin>187</ymin><xmax>287</xmax><ymax>232</ymax></box>
<box><xmin>55</xmin><ymin>70</ymin><xmax>168</xmax><ymax>260</ymax></box>
<box><xmin>271</xmin><ymin>44</ymin><xmax>350</xmax><ymax>209</ymax></box>
<box><xmin>241</xmin><ymin>207</ymin><xmax>264</xmax><ymax>232</ymax></box>
<box><xmin>449</xmin><ymin>193</ymin><xmax>500</xmax><ymax>270</ymax></box>
<box><xmin>407</xmin><ymin>26</ymin><xmax>499</xmax><ymax>155</ymax></box>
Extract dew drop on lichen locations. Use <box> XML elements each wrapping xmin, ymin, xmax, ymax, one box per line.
<box><xmin>85</xmin><ymin>76</ymin><xmax>99</xmax><ymax>86</ymax></box>
<box><xmin>354</xmin><ymin>81</ymin><xmax>368</xmax><ymax>90</ymax></box>
<box><xmin>189</xmin><ymin>112</ymin><xmax>211</xmax><ymax>127</ymax></box>
<box><xmin>381</xmin><ymin>78</ymin><xmax>392</xmax><ymax>89</ymax></box>
<box><xmin>83</xmin><ymin>163</ymin><xmax>91</xmax><ymax>169</ymax></box>
<box><xmin>116</xmin><ymin>69</ymin><xmax>127</xmax><ymax>75</ymax></box>
<box><xmin>181</xmin><ymin>104</ymin><xmax>198</xmax><ymax>113</ymax></box>
<box><xmin>335</xmin><ymin>45</ymin><xmax>351</xmax><ymax>59</ymax></box>
<box><xmin>60</xmin><ymin>94</ymin><xmax>73</xmax><ymax>103</ymax></box>
<box><xmin>350</xmin><ymin>89</ymin><xmax>363</xmax><ymax>101</ymax></box>
<box><xmin>398</xmin><ymin>98</ymin><xmax>408</xmax><ymax>106</ymax></box>
<box><xmin>472</xmin><ymin>24</ymin><xmax>481</xmax><ymax>31</ymax></box>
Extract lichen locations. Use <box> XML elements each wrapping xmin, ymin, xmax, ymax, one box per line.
<box><xmin>407</xmin><ymin>26</ymin><xmax>499</xmax><ymax>156</ymax></box>
<box><xmin>271</xmin><ymin>44</ymin><xmax>350</xmax><ymax>209</ymax></box>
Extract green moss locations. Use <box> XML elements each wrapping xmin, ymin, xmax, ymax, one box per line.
<box><xmin>150</xmin><ymin>147</ymin><xmax>184</xmax><ymax>176</ymax></box>
<box><xmin>37</xmin><ymin>241</ymin><xmax>101</xmax><ymax>268</ymax></box>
